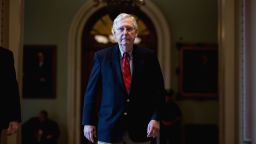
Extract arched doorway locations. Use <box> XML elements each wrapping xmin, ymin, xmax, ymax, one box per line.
<box><xmin>67</xmin><ymin>0</ymin><xmax>170</xmax><ymax>144</ymax></box>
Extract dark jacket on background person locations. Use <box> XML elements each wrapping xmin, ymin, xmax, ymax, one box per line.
<box><xmin>22</xmin><ymin>112</ymin><xmax>60</xmax><ymax>144</ymax></box>
<box><xmin>0</xmin><ymin>47</ymin><xmax>21</xmax><ymax>130</ymax></box>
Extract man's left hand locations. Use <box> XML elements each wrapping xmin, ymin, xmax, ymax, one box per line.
<box><xmin>147</xmin><ymin>120</ymin><xmax>160</xmax><ymax>138</ymax></box>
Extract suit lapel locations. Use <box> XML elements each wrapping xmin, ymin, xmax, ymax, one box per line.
<box><xmin>129</xmin><ymin>46</ymin><xmax>144</xmax><ymax>96</ymax></box>
<box><xmin>111</xmin><ymin>45</ymin><xmax>144</xmax><ymax>95</ymax></box>
<box><xmin>112</xmin><ymin>45</ymin><xmax>127</xmax><ymax>92</ymax></box>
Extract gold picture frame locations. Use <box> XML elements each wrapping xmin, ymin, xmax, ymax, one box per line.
<box><xmin>177</xmin><ymin>43</ymin><xmax>218</xmax><ymax>99</ymax></box>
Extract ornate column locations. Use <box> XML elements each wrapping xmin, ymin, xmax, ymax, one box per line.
<box><xmin>250</xmin><ymin>0</ymin><xmax>256</xmax><ymax>143</ymax></box>
<box><xmin>0</xmin><ymin>0</ymin><xmax>9</xmax><ymax>48</ymax></box>
<box><xmin>0</xmin><ymin>1</ymin><xmax>9</xmax><ymax>144</ymax></box>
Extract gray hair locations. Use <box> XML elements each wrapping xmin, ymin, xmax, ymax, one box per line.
<box><xmin>111</xmin><ymin>13</ymin><xmax>138</xmax><ymax>35</ymax></box>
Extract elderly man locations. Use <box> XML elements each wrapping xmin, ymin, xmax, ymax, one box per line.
<box><xmin>82</xmin><ymin>13</ymin><xmax>165</xmax><ymax>144</ymax></box>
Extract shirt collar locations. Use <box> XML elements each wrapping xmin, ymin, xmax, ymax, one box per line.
<box><xmin>119</xmin><ymin>47</ymin><xmax>133</xmax><ymax>58</ymax></box>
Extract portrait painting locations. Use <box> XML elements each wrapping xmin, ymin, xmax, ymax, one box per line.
<box><xmin>177</xmin><ymin>43</ymin><xmax>218</xmax><ymax>99</ymax></box>
<box><xmin>23</xmin><ymin>45</ymin><xmax>56</xmax><ymax>99</ymax></box>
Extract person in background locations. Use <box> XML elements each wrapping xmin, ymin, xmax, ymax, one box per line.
<box><xmin>82</xmin><ymin>13</ymin><xmax>166</xmax><ymax>144</ymax></box>
<box><xmin>0</xmin><ymin>46</ymin><xmax>21</xmax><ymax>140</ymax></box>
<box><xmin>160</xmin><ymin>90</ymin><xmax>182</xmax><ymax>144</ymax></box>
<box><xmin>22</xmin><ymin>110</ymin><xmax>60</xmax><ymax>144</ymax></box>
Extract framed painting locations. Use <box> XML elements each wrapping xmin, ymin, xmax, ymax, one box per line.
<box><xmin>23</xmin><ymin>45</ymin><xmax>56</xmax><ymax>99</ymax></box>
<box><xmin>177</xmin><ymin>43</ymin><xmax>218</xmax><ymax>99</ymax></box>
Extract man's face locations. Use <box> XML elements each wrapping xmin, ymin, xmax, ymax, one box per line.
<box><xmin>38</xmin><ymin>113</ymin><xmax>47</xmax><ymax>122</ymax></box>
<box><xmin>113</xmin><ymin>18</ymin><xmax>138</xmax><ymax>51</ymax></box>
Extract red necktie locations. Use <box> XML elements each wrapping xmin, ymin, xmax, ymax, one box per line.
<box><xmin>122</xmin><ymin>52</ymin><xmax>131</xmax><ymax>93</ymax></box>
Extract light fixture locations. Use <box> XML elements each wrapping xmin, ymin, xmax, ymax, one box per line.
<box><xmin>93</xmin><ymin>0</ymin><xmax>145</xmax><ymax>7</ymax></box>
<box><xmin>93</xmin><ymin>0</ymin><xmax>146</xmax><ymax>20</ymax></box>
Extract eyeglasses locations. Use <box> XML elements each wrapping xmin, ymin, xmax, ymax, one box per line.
<box><xmin>115</xmin><ymin>26</ymin><xmax>135</xmax><ymax>33</ymax></box>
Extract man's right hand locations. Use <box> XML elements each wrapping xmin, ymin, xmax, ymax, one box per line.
<box><xmin>83</xmin><ymin>125</ymin><xmax>96</xmax><ymax>143</ymax></box>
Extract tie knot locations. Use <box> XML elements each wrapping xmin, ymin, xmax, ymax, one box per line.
<box><xmin>123</xmin><ymin>52</ymin><xmax>129</xmax><ymax>59</ymax></box>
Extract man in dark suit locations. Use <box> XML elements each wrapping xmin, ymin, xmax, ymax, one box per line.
<box><xmin>82</xmin><ymin>13</ymin><xmax>166</xmax><ymax>144</ymax></box>
<box><xmin>0</xmin><ymin>46</ymin><xmax>21</xmax><ymax>137</ymax></box>
<box><xmin>22</xmin><ymin>110</ymin><xmax>60</xmax><ymax>144</ymax></box>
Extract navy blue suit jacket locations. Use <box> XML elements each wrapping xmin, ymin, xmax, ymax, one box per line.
<box><xmin>82</xmin><ymin>44</ymin><xmax>165</xmax><ymax>142</ymax></box>
<box><xmin>0</xmin><ymin>47</ymin><xmax>21</xmax><ymax>129</ymax></box>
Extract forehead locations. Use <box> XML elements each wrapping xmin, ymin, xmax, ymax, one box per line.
<box><xmin>115</xmin><ymin>18</ymin><xmax>134</xmax><ymax>28</ymax></box>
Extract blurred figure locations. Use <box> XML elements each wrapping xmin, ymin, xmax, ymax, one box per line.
<box><xmin>160</xmin><ymin>90</ymin><xmax>182</xmax><ymax>144</ymax></box>
<box><xmin>0</xmin><ymin>47</ymin><xmax>21</xmax><ymax>139</ymax></box>
<box><xmin>22</xmin><ymin>110</ymin><xmax>60</xmax><ymax>144</ymax></box>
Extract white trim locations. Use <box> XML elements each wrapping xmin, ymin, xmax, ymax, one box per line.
<box><xmin>140</xmin><ymin>1</ymin><xmax>171</xmax><ymax>89</ymax></box>
<box><xmin>218</xmin><ymin>0</ymin><xmax>239</xmax><ymax>143</ymax></box>
<box><xmin>67</xmin><ymin>1</ymin><xmax>105</xmax><ymax>144</ymax></box>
